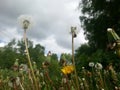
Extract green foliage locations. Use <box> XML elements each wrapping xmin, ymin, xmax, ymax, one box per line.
<box><xmin>29</xmin><ymin>44</ymin><xmax>46</xmax><ymax>68</ymax></box>
<box><xmin>80</xmin><ymin>0</ymin><xmax>120</xmax><ymax>50</ymax></box>
<box><xmin>0</xmin><ymin>39</ymin><xmax>17</xmax><ymax>68</ymax></box>
<box><xmin>75</xmin><ymin>44</ymin><xmax>120</xmax><ymax>72</ymax></box>
<box><xmin>49</xmin><ymin>60</ymin><xmax>62</xmax><ymax>88</ymax></box>
<box><xmin>51</xmin><ymin>53</ymin><xmax>58</xmax><ymax>62</ymax></box>
<box><xmin>60</xmin><ymin>53</ymin><xmax>72</xmax><ymax>66</ymax></box>
<box><xmin>76</xmin><ymin>0</ymin><xmax>120</xmax><ymax>73</ymax></box>
<box><xmin>0</xmin><ymin>39</ymin><xmax>46</xmax><ymax>69</ymax></box>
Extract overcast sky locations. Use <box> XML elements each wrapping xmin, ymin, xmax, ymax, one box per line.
<box><xmin>0</xmin><ymin>0</ymin><xmax>87</xmax><ymax>56</ymax></box>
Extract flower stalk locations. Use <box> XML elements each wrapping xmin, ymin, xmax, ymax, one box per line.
<box><xmin>18</xmin><ymin>15</ymin><xmax>39</xmax><ymax>90</ymax></box>
<box><xmin>71</xmin><ymin>26</ymin><xmax>80</xmax><ymax>90</ymax></box>
<box><xmin>23</xmin><ymin>29</ymin><xmax>39</xmax><ymax>90</ymax></box>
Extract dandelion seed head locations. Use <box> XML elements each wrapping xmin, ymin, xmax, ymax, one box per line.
<box><xmin>80</xmin><ymin>83</ymin><xmax>84</xmax><ymax>86</ymax></box>
<box><xmin>82</xmin><ymin>67</ymin><xmax>85</xmax><ymax>69</ymax></box>
<box><xmin>115</xmin><ymin>86</ymin><xmax>118</xmax><ymax>89</ymax></box>
<box><xmin>8</xmin><ymin>81</ymin><xmax>13</xmax><ymax>87</ymax></box>
<box><xmin>18</xmin><ymin>15</ymin><xmax>34</xmax><ymax>30</ymax></box>
<box><xmin>71</xmin><ymin>27</ymin><xmax>77</xmax><ymax>33</ymax></box>
<box><xmin>95</xmin><ymin>63</ymin><xmax>103</xmax><ymax>70</ymax></box>
<box><xmin>82</xmin><ymin>78</ymin><xmax>85</xmax><ymax>81</ymax></box>
<box><xmin>40</xmin><ymin>72</ymin><xmax>43</xmax><ymax>77</ymax></box>
<box><xmin>106</xmin><ymin>0</ymin><xmax>110</xmax><ymax>2</ymax></box>
<box><xmin>19</xmin><ymin>64</ymin><xmax>28</xmax><ymax>72</ymax></box>
<box><xmin>42</xmin><ymin>81</ymin><xmax>45</xmax><ymax>85</ymax></box>
<box><xmin>33</xmin><ymin>61</ymin><xmax>36</xmax><ymax>64</ymax></box>
<box><xmin>89</xmin><ymin>62</ymin><xmax>94</xmax><ymax>67</ymax></box>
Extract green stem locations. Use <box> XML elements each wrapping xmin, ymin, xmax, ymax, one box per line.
<box><xmin>24</xmin><ymin>30</ymin><xmax>39</xmax><ymax>90</ymax></box>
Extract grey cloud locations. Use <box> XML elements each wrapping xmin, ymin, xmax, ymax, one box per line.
<box><xmin>0</xmin><ymin>0</ymin><xmax>85</xmax><ymax>51</ymax></box>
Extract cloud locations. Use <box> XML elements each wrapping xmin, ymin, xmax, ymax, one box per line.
<box><xmin>0</xmin><ymin>0</ymin><xmax>87</xmax><ymax>54</ymax></box>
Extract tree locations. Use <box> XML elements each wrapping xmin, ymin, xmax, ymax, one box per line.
<box><xmin>0</xmin><ymin>39</ymin><xmax>46</xmax><ymax>69</ymax></box>
<box><xmin>0</xmin><ymin>39</ymin><xmax>17</xmax><ymax>68</ymax></box>
<box><xmin>51</xmin><ymin>53</ymin><xmax>58</xmax><ymax>62</ymax></box>
<box><xmin>75</xmin><ymin>45</ymin><xmax>119</xmax><ymax>71</ymax></box>
<box><xmin>29</xmin><ymin>44</ymin><xmax>46</xmax><ymax>68</ymax></box>
<box><xmin>79</xmin><ymin>0</ymin><xmax>120</xmax><ymax>50</ymax></box>
<box><xmin>75</xmin><ymin>44</ymin><xmax>92</xmax><ymax>71</ymax></box>
<box><xmin>75</xmin><ymin>43</ymin><xmax>93</xmax><ymax>56</ymax></box>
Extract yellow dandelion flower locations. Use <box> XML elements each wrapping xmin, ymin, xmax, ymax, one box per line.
<box><xmin>61</xmin><ymin>68</ymin><xmax>67</xmax><ymax>75</ymax></box>
<box><xmin>61</xmin><ymin>65</ymin><xmax>74</xmax><ymax>75</ymax></box>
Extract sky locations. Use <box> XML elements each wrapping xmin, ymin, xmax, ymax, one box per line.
<box><xmin>0</xmin><ymin>0</ymin><xmax>87</xmax><ymax>56</ymax></box>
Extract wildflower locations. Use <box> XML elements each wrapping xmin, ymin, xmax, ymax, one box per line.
<box><xmin>61</xmin><ymin>65</ymin><xmax>74</xmax><ymax>75</ymax></box>
<box><xmin>95</xmin><ymin>63</ymin><xmax>103</xmax><ymax>70</ymax></box>
<box><xmin>89</xmin><ymin>62</ymin><xmax>94</xmax><ymax>67</ymax></box>
<box><xmin>18</xmin><ymin>15</ymin><xmax>33</xmax><ymax>30</ymax></box>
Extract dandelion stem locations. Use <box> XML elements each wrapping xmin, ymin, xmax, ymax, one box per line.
<box><xmin>72</xmin><ymin>32</ymin><xmax>80</xmax><ymax>90</ymax></box>
<box><xmin>23</xmin><ymin>29</ymin><xmax>39</xmax><ymax>90</ymax></box>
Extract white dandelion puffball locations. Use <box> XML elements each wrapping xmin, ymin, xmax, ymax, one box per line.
<box><xmin>89</xmin><ymin>62</ymin><xmax>94</xmax><ymax>67</ymax></box>
<box><xmin>95</xmin><ymin>63</ymin><xmax>103</xmax><ymax>70</ymax></box>
<box><xmin>82</xmin><ymin>78</ymin><xmax>85</xmax><ymax>81</ymax></box>
<box><xmin>18</xmin><ymin>15</ymin><xmax>33</xmax><ymax>30</ymax></box>
<box><xmin>70</xmin><ymin>26</ymin><xmax>77</xmax><ymax>34</ymax></box>
<box><xmin>107</xmin><ymin>28</ymin><xmax>113</xmax><ymax>32</ymax></box>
